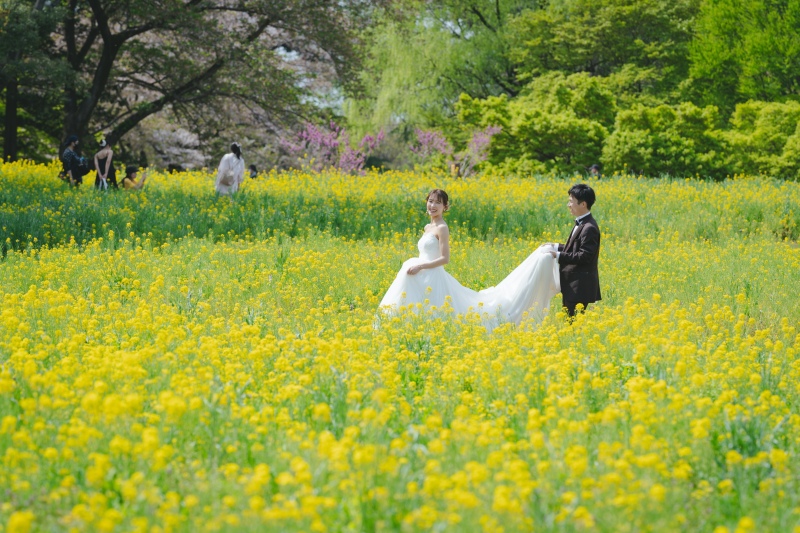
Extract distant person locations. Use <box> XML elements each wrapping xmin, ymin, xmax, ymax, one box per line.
<box><xmin>93</xmin><ymin>140</ymin><xmax>118</xmax><ymax>190</ymax></box>
<box><xmin>249</xmin><ymin>164</ymin><xmax>258</xmax><ymax>179</ymax></box>
<box><xmin>61</xmin><ymin>135</ymin><xmax>86</xmax><ymax>186</ymax></box>
<box><xmin>588</xmin><ymin>164</ymin><xmax>601</xmax><ymax>178</ymax></box>
<box><xmin>121</xmin><ymin>165</ymin><xmax>148</xmax><ymax>190</ymax></box>
<box><xmin>215</xmin><ymin>142</ymin><xmax>245</xmax><ymax>195</ymax></box>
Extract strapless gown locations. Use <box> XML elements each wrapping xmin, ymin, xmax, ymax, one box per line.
<box><xmin>379</xmin><ymin>233</ymin><xmax>560</xmax><ymax>325</ymax></box>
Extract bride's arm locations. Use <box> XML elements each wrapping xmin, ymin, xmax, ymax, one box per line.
<box><xmin>407</xmin><ymin>226</ymin><xmax>450</xmax><ymax>275</ymax></box>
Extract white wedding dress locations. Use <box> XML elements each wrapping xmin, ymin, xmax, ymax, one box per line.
<box><xmin>379</xmin><ymin>233</ymin><xmax>560</xmax><ymax>326</ymax></box>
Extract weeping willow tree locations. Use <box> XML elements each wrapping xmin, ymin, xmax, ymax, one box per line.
<box><xmin>344</xmin><ymin>0</ymin><xmax>529</xmax><ymax>139</ymax></box>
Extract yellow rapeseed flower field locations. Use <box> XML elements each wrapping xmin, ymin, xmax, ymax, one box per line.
<box><xmin>0</xmin><ymin>161</ymin><xmax>799</xmax><ymax>532</ymax></box>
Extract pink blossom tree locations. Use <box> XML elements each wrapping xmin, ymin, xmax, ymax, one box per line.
<box><xmin>456</xmin><ymin>125</ymin><xmax>502</xmax><ymax>177</ymax></box>
<box><xmin>410</xmin><ymin>128</ymin><xmax>453</xmax><ymax>162</ymax></box>
<box><xmin>409</xmin><ymin>126</ymin><xmax>501</xmax><ymax>176</ymax></box>
<box><xmin>281</xmin><ymin>121</ymin><xmax>384</xmax><ymax>174</ymax></box>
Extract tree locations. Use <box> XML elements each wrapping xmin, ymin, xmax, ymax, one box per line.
<box><xmin>0</xmin><ymin>0</ymin><xmax>69</xmax><ymax>161</ymax></box>
<box><xmin>7</xmin><ymin>0</ymin><xmax>378</xmax><ymax>160</ymax></box>
<box><xmin>344</xmin><ymin>0</ymin><xmax>531</xmax><ymax>136</ymax></box>
<box><xmin>508</xmin><ymin>0</ymin><xmax>700</xmax><ymax>103</ymax></box>
<box><xmin>688</xmin><ymin>0</ymin><xmax>800</xmax><ymax>116</ymax></box>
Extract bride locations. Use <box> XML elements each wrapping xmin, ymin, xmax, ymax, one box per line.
<box><xmin>379</xmin><ymin>189</ymin><xmax>560</xmax><ymax>326</ymax></box>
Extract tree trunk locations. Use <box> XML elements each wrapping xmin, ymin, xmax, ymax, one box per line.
<box><xmin>62</xmin><ymin>0</ymin><xmax>83</xmax><ymax>144</ymax></box>
<box><xmin>3</xmin><ymin>80</ymin><xmax>19</xmax><ymax>162</ymax></box>
<box><xmin>62</xmin><ymin>96</ymin><xmax>86</xmax><ymax>144</ymax></box>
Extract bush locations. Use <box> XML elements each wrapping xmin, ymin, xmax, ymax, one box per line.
<box><xmin>722</xmin><ymin>101</ymin><xmax>800</xmax><ymax>180</ymax></box>
<box><xmin>601</xmin><ymin>102</ymin><xmax>729</xmax><ymax>178</ymax></box>
<box><xmin>456</xmin><ymin>72</ymin><xmax>614</xmax><ymax>174</ymax></box>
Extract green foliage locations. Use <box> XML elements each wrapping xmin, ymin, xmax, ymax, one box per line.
<box><xmin>507</xmin><ymin>0</ymin><xmax>699</xmax><ymax>100</ymax></box>
<box><xmin>689</xmin><ymin>0</ymin><xmax>800</xmax><ymax>116</ymax></box>
<box><xmin>523</xmin><ymin>72</ymin><xmax>618</xmax><ymax>128</ymax></box>
<box><xmin>722</xmin><ymin>101</ymin><xmax>800</xmax><ymax>180</ymax></box>
<box><xmin>344</xmin><ymin>0</ymin><xmax>527</xmax><ymax>136</ymax></box>
<box><xmin>0</xmin><ymin>0</ymin><xmax>70</xmax><ymax>161</ymax></box>
<box><xmin>502</xmin><ymin>110</ymin><xmax>607</xmax><ymax>175</ymax></box>
<box><xmin>783</xmin><ymin>133</ymin><xmax>800</xmax><ymax>181</ymax></box>
<box><xmin>343</xmin><ymin>20</ymin><xmax>460</xmax><ymax>134</ymax></box>
<box><xmin>454</xmin><ymin>77</ymin><xmax>800</xmax><ymax>180</ymax></box>
<box><xmin>456</xmin><ymin>73</ymin><xmax>613</xmax><ymax>174</ymax></box>
<box><xmin>601</xmin><ymin>102</ymin><xmax>728</xmax><ymax>178</ymax></box>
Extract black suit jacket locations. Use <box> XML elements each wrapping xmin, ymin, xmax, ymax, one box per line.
<box><xmin>557</xmin><ymin>214</ymin><xmax>601</xmax><ymax>304</ymax></box>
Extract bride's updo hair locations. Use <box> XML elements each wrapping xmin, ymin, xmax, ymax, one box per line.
<box><xmin>426</xmin><ymin>189</ymin><xmax>449</xmax><ymax>211</ymax></box>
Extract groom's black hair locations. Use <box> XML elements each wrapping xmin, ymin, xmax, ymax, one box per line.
<box><xmin>569</xmin><ymin>183</ymin><xmax>595</xmax><ymax>209</ymax></box>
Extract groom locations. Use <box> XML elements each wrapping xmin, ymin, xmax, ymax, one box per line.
<box><xmin>549</xmin><ymin>184</ymin><xmax>601</xmax><ymax>317</ymax></box>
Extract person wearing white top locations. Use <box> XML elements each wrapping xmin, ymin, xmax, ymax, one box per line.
<box><xmin>215</xmin><ymin>142</ymin><xmax>245</xmax><ymax>195</ymax></box>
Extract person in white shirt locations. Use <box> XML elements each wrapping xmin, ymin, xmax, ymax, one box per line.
<box><xmin>215</xmin><ymin>142</ymin><xmax>245</xmax><ymax>196</ymax></box>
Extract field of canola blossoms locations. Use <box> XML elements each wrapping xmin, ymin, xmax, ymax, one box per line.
<box><xmin>1</xmin><ymin>160</ymin><xmax>800</xmax><ymax>532</ymax></box>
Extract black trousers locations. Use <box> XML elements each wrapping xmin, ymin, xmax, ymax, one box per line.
<box><xmin>563</xmin><ymin>300</ymin><xmax>590</xmax><ymax>317</ymax></box>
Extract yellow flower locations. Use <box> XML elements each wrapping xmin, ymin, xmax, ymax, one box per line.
<box><xmin>726</xmin><ymin>450</ymin><xmax>743</xmax><ymax>467</ymax></box>
<box><xmin>312</xmin><ymin>402</ymin><xmax>331</xmax><ymax>423</ymax></box>
<box><xmin>6</xmin><ymin>510</ymin><xmax>35</xmax><ymax>533</ymax></box>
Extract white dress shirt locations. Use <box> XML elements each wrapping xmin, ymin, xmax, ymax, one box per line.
<box><xmin>558</xmin><ymin>212</ymin><xmax>591</xmax><ymax>260</ymax></box>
